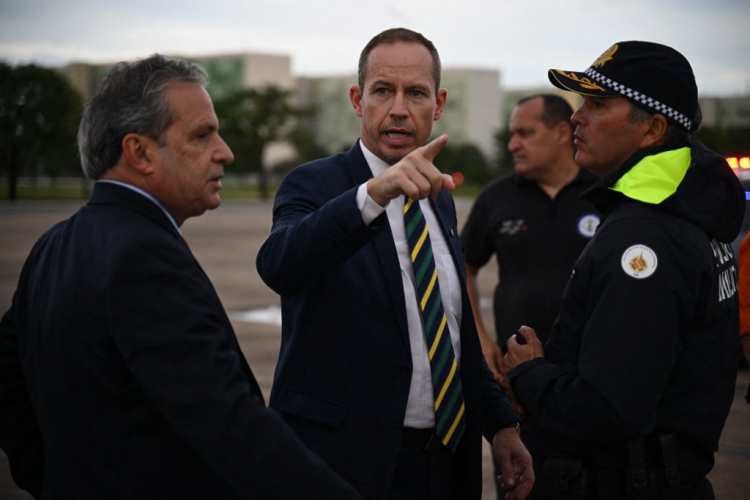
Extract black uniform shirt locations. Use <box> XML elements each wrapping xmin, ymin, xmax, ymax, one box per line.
<box><xmin>460</xmin><ymin>170</ymin><xmax>599</xmax><ymax>347</ymax></box>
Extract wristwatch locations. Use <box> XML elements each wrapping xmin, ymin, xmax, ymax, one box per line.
<box><xmin>505</xmin><ymin>422</ymin><xmax>521</xmax><ymax>435</ymax></box>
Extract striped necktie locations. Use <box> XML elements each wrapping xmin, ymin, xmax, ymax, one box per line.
<box><xmin>403</xmin><ymin>196</ymin><xmax>466</xmax><ymax>452</ymax></box>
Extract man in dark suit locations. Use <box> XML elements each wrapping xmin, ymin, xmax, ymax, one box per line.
<box><xmin>256</xmin><ymin>28</ymin><xmax>533</xmax><ymax>500</ymax></box>
<box><xmin>0</xmin><ymin>54</ymin><xmax>362</xmax><ymax>499</ymax></box>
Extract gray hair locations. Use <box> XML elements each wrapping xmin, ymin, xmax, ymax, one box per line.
<box><xmin>627</xmin><ymin>99</ymin><xmax>697</xmax><ymax>147</ymax></box>
<box><xmin>78</xmin><ymin>54</ymin><xmax>208</xmax><ymax>180</ymax></box>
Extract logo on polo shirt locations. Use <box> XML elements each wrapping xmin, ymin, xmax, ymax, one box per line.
<box><xmin>621</xmin><ymin>244</ymin><xmax>658</xmax><ymax>279</ymax></box>
<box><xmin>577</xmin><ymin>214</ymin><xmax>600</xmax><ymax>238</ymax></box>
<box><xmin>500</xmin><ymin>219</ymin><xmax>526</xmax><ymax>235</ymax></box>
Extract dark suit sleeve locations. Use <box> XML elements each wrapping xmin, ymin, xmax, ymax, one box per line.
<box><xmin>257</xmin><ymin>163</ymin><xmax>383</xmax><ymax>296</ymax></box>
<box><xmin>107</xmin><ymin>233</ymin><xmax>363</xmax><ymax>499</ymax></box>
<box><xmin>0</xmin><ymin>283</ymin><xmax>44</xmax><ymax>496</ymax></box>
<box><xmin>478</xmin><ymin>358</ymin><xmax>521</xmax><ymax>440</ymax></box>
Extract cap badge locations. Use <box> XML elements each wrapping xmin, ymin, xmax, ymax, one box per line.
<box><xmin>593</xmin><ymin>44</ymin><xmax>619</xmax><ymax>68</ymax></box>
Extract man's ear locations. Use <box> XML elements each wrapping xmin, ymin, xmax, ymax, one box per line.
<box><xmin>553</xmin><ymin>121</ymin><xmax>572</xmax><ymax>146</ymax></box>
<box><xmin>433</xmin><ymin>88</ymin><xmax>448</xmax><ymax>121</ymax></box>
<box><xmin>349</xmin><ymin>85</ymin><xmax>364</xmax><ymax>118</ymax></box>
<box><xmin>121</xmin><ymin>133</ymin><xmax>156</xmax><ymax>175</ymax></box>
<box><xmin>640</xmin><ymin>114</ymin><xmax>668</xmax><ymax>148</ymax></box>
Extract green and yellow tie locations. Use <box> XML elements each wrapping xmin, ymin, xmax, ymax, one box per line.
<box><xmin>403</xmin><ymin>197</ymin><xmax>466</xmax><ymax>452</ymax></box>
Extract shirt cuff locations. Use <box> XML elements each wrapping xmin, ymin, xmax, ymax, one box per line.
<box><xmin>356</xmin><ymin>183</ymin><xmax>387</xmax><ymax>225</ymax></box>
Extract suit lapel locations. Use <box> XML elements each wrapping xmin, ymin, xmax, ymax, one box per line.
<box><xmin>429</xmin><ymin>192</ymin><xmax>466</xmax><ymax>284</ymax></box>
<box><xmin>430</xmin><ymin>193</ymin><xmax>478</xmax><ymax>364</ymax></box>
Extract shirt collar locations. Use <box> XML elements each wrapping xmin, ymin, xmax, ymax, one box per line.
<box><xmin>359</xmin><ymin>139</ymin><xmax>390</xmax><ymax>178</ymax></box>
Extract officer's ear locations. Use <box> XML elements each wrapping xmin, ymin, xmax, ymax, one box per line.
<box><xmin>639</xmin><ymin>114</ymin><xmax>668</xmax><ymax>148</ymax></box>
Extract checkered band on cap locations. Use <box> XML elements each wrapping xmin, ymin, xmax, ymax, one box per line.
<box><xmin>585</xmin><ymin>67</ymin><xmax>693</xmax><ymax>131</ymax></box>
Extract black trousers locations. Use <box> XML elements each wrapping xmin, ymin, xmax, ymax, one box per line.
<box><xmin>388</xmin><ymin>431</ymin><xmax>462</xmax><ymax>500</ymax></box>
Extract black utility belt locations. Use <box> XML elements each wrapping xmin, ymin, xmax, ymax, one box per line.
<box><xmin>543</xmin><ymin>433</ymin><xmax>680</xmax><ymax>500</ymax></box>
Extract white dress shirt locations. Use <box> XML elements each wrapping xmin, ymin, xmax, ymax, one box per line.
<box><xmin>355</xmin><ymin>140</ymin><xmax>462</xmax><ymax>429</ymax></box>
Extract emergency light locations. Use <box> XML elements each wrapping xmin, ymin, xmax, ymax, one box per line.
<box><xmin>727</xmin><ymin>157</ymin><xmax>750</xmax><ymax>171</ymax></box>
<box><xmin>729</xmin><ymin>157</ymin><xmax>750</xmax><ymax>200</ymax></box>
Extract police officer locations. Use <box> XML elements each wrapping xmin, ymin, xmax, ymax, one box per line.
<box><xmin>501</xmin><ymin>41</ymin><xmax>745</xmax><ymax>499</ymax></box>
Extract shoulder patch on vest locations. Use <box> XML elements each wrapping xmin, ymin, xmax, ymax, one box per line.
<box><xmin>621</xmin><ymin>244</ymin><xmax>658</xmax><ymax>279</ymax></box>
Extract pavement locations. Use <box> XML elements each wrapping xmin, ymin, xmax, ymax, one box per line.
<box><xmin>0</xmin><ymin>199</ymin><xmax>748</xmax><ymax>499</ymax></box>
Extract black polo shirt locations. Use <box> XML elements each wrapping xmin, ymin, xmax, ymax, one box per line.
<box><xmin>460</xmin><ymin>169</ymin><xmax>599</xmax><ymax>347</ymax></box>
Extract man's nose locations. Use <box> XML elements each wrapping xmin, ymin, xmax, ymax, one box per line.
<box><xmin>389</xmin><ymin>92</ymin><xmax>408</xmax><ymax>116</ymax></box>
<box><xmin>216</xmin><ymin>135</ymin><xmax>235</xmax><ymax>164</ymax></box>
<box><xmin>571</xmin><ymin>108</ymin><xmax>584</xmax><ymax>126</ymax></box>
<box><xmin>507</xmin><ymin>135</ymin><xmax>519</xmax><ymax>152</ymax></box>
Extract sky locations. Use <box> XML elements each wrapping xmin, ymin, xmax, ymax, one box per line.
<box><xmin>1</xmin><ymin>0</ymin><xmax>749</xmax><ymax>97</ymax></box>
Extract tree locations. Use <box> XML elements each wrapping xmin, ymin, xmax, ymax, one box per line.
<box><xmin>433</xmin><ymin>142</ymin><xmax>497</xmax><ymax>187</ymax></box>
<box><xmin>0</xmin><ymin>63</ymin><xmax>83</xmax><ymax>200</ymax></box>
<box><xmin>273</xmin><ymin>124</ymin><xmax>332</xmax><ymax>176</ymax></box>
<box><xmin>214</xmin><ymin>86</ymin><xmax>307</xmax><ymax>199</ymax></box>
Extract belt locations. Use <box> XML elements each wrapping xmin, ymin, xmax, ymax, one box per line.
<box><xmin>401</xmin><ymin>427</ymin><xmax>445</xmax><ymax>452</ymax></box>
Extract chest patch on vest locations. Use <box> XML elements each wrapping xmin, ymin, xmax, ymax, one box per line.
<box><xmin>621</xmin><ymin>244</ymin><xmax>658</xmax><ymax>279</ymax></box>
<box><xmin>577</xmin><ymin>214</ymin><xmax>600</xmax><ymax>238</ymax></box>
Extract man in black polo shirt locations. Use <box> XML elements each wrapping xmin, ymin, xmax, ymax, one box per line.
<box><xmin>461</xmin><ymin>94</ymin><xmax>599</xmax><ymax>381</ymax></box>
<box><xmin>462</xmin><ymin>94</ymin><xmax>598</xmax><ymax>499</ymax></box>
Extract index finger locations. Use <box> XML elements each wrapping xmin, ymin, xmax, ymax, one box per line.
<box><xmin>497</xmin><ymin>451</ymin><xmax>516</xmax><ymax>490</ymax></box>
<box><xmin>417</xmin><ymin>134</ymin><xmax>449</xmax><ymax>162</ymax></box>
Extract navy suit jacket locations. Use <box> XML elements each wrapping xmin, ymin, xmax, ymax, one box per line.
<box><xmin>0</xmin><ymin>182</ymin><xmax>362</xmax><ymax>499</ymax></box>
<box><xmin>256</xmin><ymin>142</ymin><xmax>519</xmax><ymax>500</ymax></box>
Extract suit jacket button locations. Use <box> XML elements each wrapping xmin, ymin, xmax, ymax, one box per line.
<box><xmin>390</xmin><ymin>417</ymin><xmax>400</xmax><ymax>428</ymax></box>
<box><xmin>400</xmin><ymin>366</ymin><xmax>410</xmax><ymax>375</ymax></box>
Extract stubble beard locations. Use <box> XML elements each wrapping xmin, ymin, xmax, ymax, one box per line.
<box><xmin>384</xmin><ymin>153</ymin><xmax>406</xmax><ymax>166</ymax></box>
